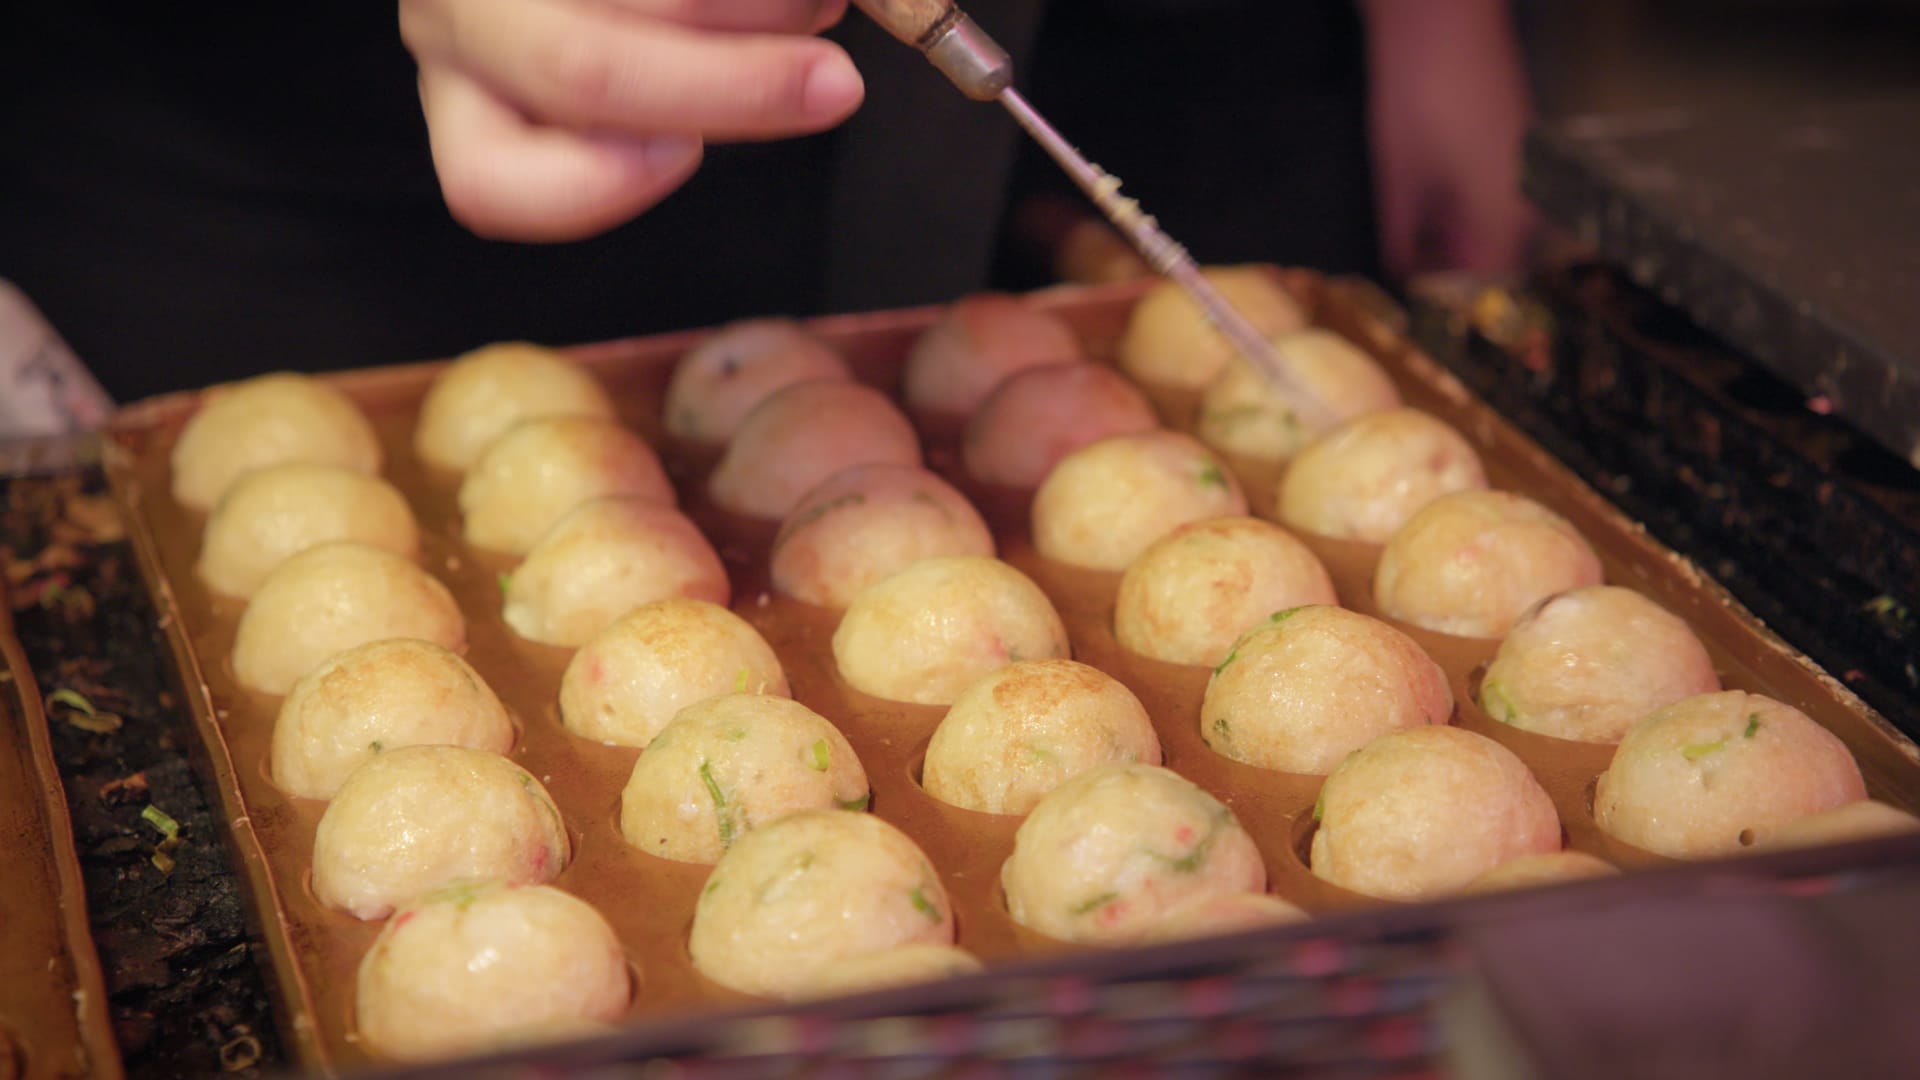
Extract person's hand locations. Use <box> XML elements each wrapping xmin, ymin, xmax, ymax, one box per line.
<box><xmin>1359</xmin><ymin>0</ymin><xmax>1535</xmax><ymax>279</ymax></box>
<box><xmin>399</xmin><ymin>0</ymin><xmax>864</xmax><ymax>242</ymax></box>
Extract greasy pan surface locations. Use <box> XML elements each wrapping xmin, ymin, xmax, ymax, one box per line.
<box><xmin>105</xmin><ymin>271</ymin><xmax>1920</xmax><ymax>1071</ymax></box>
<box><xmin>0</xmin><ymin>587</ymin><xmax>122</xmax><ymax>1078</ymax></box>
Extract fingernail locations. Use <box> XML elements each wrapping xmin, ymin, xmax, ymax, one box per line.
<box><xmin>641</xmin><ymin>135</ymin><xmax>702</xmax><ymax>175</ymax></box>
<box><xmin>803</xmin><ymin>57</ymin><xmax>864</xmax><ymax>119</ymax></box>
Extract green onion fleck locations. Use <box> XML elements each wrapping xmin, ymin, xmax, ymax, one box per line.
<box><xmin>1213</xmin><ymin>647</ymin><xmax>1239</xmax><ymax>676</ymax></box>
<box><xmin>1210</xmin><ymin>715</ymin><xmax>1232</xmax><ymax>745</ymax></box>
<box><xmin>1745</xmin><ymin>715</ymin><xmax>1761</xmax><ymax>738</ymax></box>
<box><xmin>808</xmin><ymin>739</ymin><xmax>831</xmax><ymax>772</ymax></box>
<box><xmin>699</xmin><ymin>761</ymin><xmax>735</xmax><ymax>849</ymax></box>
<box><xmin>497</xmin><ymin>572</ymin><xmax>512</xmax><ymax>596</ymax></box>
<box><xmin>1197</xmin><ymin>464</ymin><xmax>1228</xmax><ymax>490</ymax></box>
<box><xmin>1682</xmin><ymin>737</ymin><xmax>1728</xmax><ymax>762</ymax></box>
<box><xmin>703</xmin><ymin>876</ymin><xmax>723</xmax><ymax>896</ymax></box>
<box><xmin>1313</xmin><ymin>789</ymin><xmax>1326</xmax><ymax>823</ymax></box>
<box><xmin>150</xmin><ymin>850</ymin><xmax>176</xmax><ymax>874</ymax></box>
<box><xmin>140</xmin><ymin>804</ymin><xmax>180</xmax><ymax>840</ymax></box>
<box><xmin>1479</xmin><ymin>681</ymin><xmax>1517</xmax><ymax>724</ymax></box>
<box><xmin>909</xmin><ymin>886</ymin><xmax>941</xmax><ymax>923</ymax></box>
<box><xmin>49</xmin><ymin>688</ymin><xmax>96</xmax><ymax>716</ymax></box>
<box><xmin>1070</xmin><ymin>892</ymin><xmax>1118</xmax><ymax>916</ymax></box>
<box><xmin>1268</xmin><ymin>606</ymin><xmax>1305</xmax><ymax>625</ymax></box>
<box><xmin>734</xmin><ymin>668</ymin><xmax>751</xmax><ymax>693</ymax></box>
<box><xmin>837</xmin><ymin>793</ymin><xmax>871</xmax><ymax>812</ymax></box>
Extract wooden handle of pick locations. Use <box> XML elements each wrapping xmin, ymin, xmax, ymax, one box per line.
<box><xmin>851</xmin><ymin>0</ymin><xmax>961</xmax><ymax>48</ymax></box>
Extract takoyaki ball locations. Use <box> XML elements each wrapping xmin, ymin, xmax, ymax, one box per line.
<box><xmin>1310</xmin><ymin>726</ymin><xmax>1560</xmax><ymax>901</ymax></box>
<box><xmin>197</xmin><ymin>463</ymin><xmax>418</xmax><ymax>599</ymax></box>
<box><xmin>459</xmin><ymin>417</ymin><xmax>674</xmax><ymax>555</ymax></box>
<box><xmin>232</xmin><ymin>542</ymin><xmax>465</xmax><ymax>695</ymax></box>
<box><xmin>831</xmin><ymin>556</ymin><xmax>1070</xmax><ymax>706</ymax></box>
<box><xmin>1747</xmin><ymin>800</ymin><xmax>1920</xmax><ymax>853</ymax></box>
<box><xmin>1031</xmin><ymin>431</ymin><xmax>1247</xmax><ymax>572</ymax></box>
<box><xmin>619</xmin><ymin>694</ymin><xmax>868</xmax><ymax>864</ymax></box>
<box><xmin>1593</xmin><ymin>691</ymin><xmax>1867</xmax><ymax>859</ymax></box>
<box><xmin>1142</xmin><ymin>891</ymin><xmax>1308</xmax><ymax>944</ymax></box>
<box><xmin>1113</xmin><ymin>517</ymin><xmax>1338</xmax><ymax>667</ymax></box>
<box><xmin>1117</xmin><ymin>266</ymin><xmax>1307</xmax><ymax>391</ymax></box>
<box><xmin>708</xmin><ymin>380</ymin><xmax>923</xmax><ymax>520</ymax></box>
<box><xmin>503</xmin><ymin>497</ymin><xmax>728</xmax><ymax>648</ymax></box>
<box><xmin>902</xmin><ymin>293</ymin><xmax>1085</xmax><ymax>418</ymax></box>
<box><xmin>689</xmin><ymin>810</ymin><xmax>955</xmax><ymax>999</ymax></box>
<box><xmin>1276</xmin><ymin>407</ymin><xmax>1488</xmax><ymax>543</ymax></box>
<box><xmin>1460</xmin><ymin>851</ymin><xmax>1619</xmax><ymax>895</ymax></box>
<box><xmin>771</xmin><ymin>464</ymin><xmax>994</xmax><ymax>608</ymax></box>
<box><xmin>962</xmin><ymin>363</ymin><xmax>1160</xmax><ymax>490</ymax></box>
<box><xmin>663</xmin><ymin>318</ymin><xmax>850</xmax><ymax>445</ymax></box>
<box><xmin>170</xmin><ymin>372</ymin><xmax>381</xmax><ymax>510</ymax></box>
<box><xmin>272</xmin><ymin>639</ymin><xmax>514</xmax><ymax>800</ymax></box>
<box><xmin>1002</xmin><ymin>764</ymin><xmax>1266</xmax><ymax>946</ymax></box>
<box><xmin>312</xmin><ymin>746</ymin><xmax>568</xmax><ymax>920</ymax></box>
<box><xmin>1479</xmin><ymin>585</ymin><xmax>1721</xmax><ymax>744</ymax></box>
<box><xmin>922</xmin><ymin>659</ymin><xmax>1162</xmax><ymax>816</ymax></box>
<box><xmin>796</xmin><ymin>944</ymin><xmax>984</xmax><ymax>999</ymax></box>
<box><xmin>1194</xmin><ymin>329</ymin><xmax>1401</xmax><ymax>464</ymax></box>
<box><xmin>355</xmin><ymin>882</ymin><xmax>630</xmax><ymax>1062</ymax></box>
<box><xmin>1201</xmin><ymin>606</ymin><xmax>1452</xmax><ymax>775</ymax></box>
<box><xmin>560</xmin><ymin>599</ymin><xmax>788</xmax><ymax>749</ymax></box>
<box><xmin>1373</xmin><ymin>490</ymin><xmax>1603</xmax><ymax>639</ymax></box>
<box><xmin>413</xmin><ymin>341</ymin><xmax>614</xmax><ymax>472</ymax></box>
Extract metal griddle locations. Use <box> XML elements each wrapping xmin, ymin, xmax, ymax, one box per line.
<box><xmin>1523</xmin><ymin>97</ymin><xmax>1920</xmax><ymax>467</ymax></box>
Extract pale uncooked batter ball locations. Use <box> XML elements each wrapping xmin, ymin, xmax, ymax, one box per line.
<box><xmin>1593</xmin><ymin>691</ymin><xmax>1866</xmax><ymax>858</ymax></box>
<box><xmin>355</xmin><ymin>882</ymin><xmax>630</xmax><ymax>1062</ymax></box>
<box><xmin>413</xmin><ymin>342</ymin><xmax>615</xmax><ymax>472</ymax></box>
<box><xmin>1002</xmin><ymin>764</ymin><xmax>1266</xmax><ymax>946</ymax></box>
<box><xmin>902</xmin><ymin>293</ymin><xmax>1085</xmax><ymax>418</ymax></box>
<box><xmin>560</xmin><ymin>598</ymin><xmax>788</xmax><ymax>748</ymax></box>
<box><xmin>1747</xmin><ymin>800</ymin><xmax>1920</xmax><ymax>852</ymax></box>
<box><xmin>1202</xmin><ymin>606</ymin><xmax>1452</xmax><ymax>774</ymax></box>
<box><xmin>232</xmin><ymin>542</ymin><xmax>465</xmax><ymax>695</ymax></box>
<box><xmin>197</xmin><ymin>463</ymin><xmax>417</xmax><ymax>599</ymax></box>
<box><xmin>922</xmin><ymin>659</ymin><xmax>1162</xmax><ymax>816</ymax></box>
<box><xmin>1117</xmin><ymin>266</ymin><xmax>1307</xmax><ymax>390</ymax></box>
<box><xmin>1461</xmin><ymin>851</ymin><xmax>1619</xmax><ymax>895</ymax></box>
<box><xmin>708</xmin><ymin>380</ymin><xmax>923</xmax><ymax>519</ymax></box>
<box><xmin>312</xmin><ymin>746</ymin><xmax>568</xmax><ymax>920</ymax></box>
<box><xmin>771</xmin><ymin>464</ymin><xmax>994</xmax><ymax>608</ymax></box>
<box><xmin>663</xmin><ymin>318</ymin><xmax>850</xmax><ymax>444</ymax></box>
<box><xmin>619</xmin><ymin>694</ymin><xmax>869</xmax><ymax>864</ymax></box>
<box><xmin>503</xmin><ymin>497</ymin><xmax>728</xmax><ymax>648</ymax></box>
<box><xmin>272</xmin><ymin>639</ymin><xmax>514</xmax><ymax>800</ymax></box>
<box><xmin>797</xmin><ymin>944</ymin><xmax>984</xmax><ymax>999</ymax></box>
<box><xmin>690</xmin><ymin>810</ymin><xmax>955</xmax><ymax>998</ymax></box>
<box><xmin>1143</xmin><ymin>891</ymin><xmax>1308</xmax><ymax>943</ymax></box>
<box><xmin>1479</xmin><ymin>585</ymin><xmax>1721</xmax><ymax>744</ymax></box>
<box><xmin>1373</xmin><ymin>490</ymin><xmax>1604</xmax><ymax>638</ymax></box>
<box><xmin>1114</xmin><ymin>517</ymin><xmax>1338</xmax><ymax>667</ymax></box>
<box><xmin>459</xmin><ymin>416</ymin><xmax>674</xmax><ymax>555</ymax></box>
<box><xmin>831</xmin><ymin>556</ymin><xmax>1070</xmax><ymax>706</ymax></box>
<box><xmin>170</xmin><ymin>372</ymin><xmax>381</xmax><ymax>511</ymax></box>
<box><xmin>1031</xmin><ymin>431</ymin><xmax>1247</xmax><ymax>571</ymax></box>
<box><xmin>962</xmin><ymin>363</ymin><xmax>1160</xmax><ymax>489</ymax></box>
<box><xmin>1195</xmin><ymin>329</ymin><xmax>1401</xmax><ymax>464</ymax></box>
<box><xmin>1276</xmin><ymin>407</ymin><xmax>1488</xmax><ymax>542</ymax></box>
<box><xmin>1310</xmin><ymin>726</ymin><xmax>1560</xmax><ymax>900</ymax></box>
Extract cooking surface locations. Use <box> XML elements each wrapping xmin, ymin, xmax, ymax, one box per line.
<box><xmin>1524</xmin><ymin>98</ymin><xmax>1920</xmax><ymax>465</ymax></box>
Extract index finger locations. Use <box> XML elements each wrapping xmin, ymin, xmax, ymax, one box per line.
<box><xmin>403</xmin><ymin>0</ymin><xmax>865</xmax><ymax>140</ymax></box>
